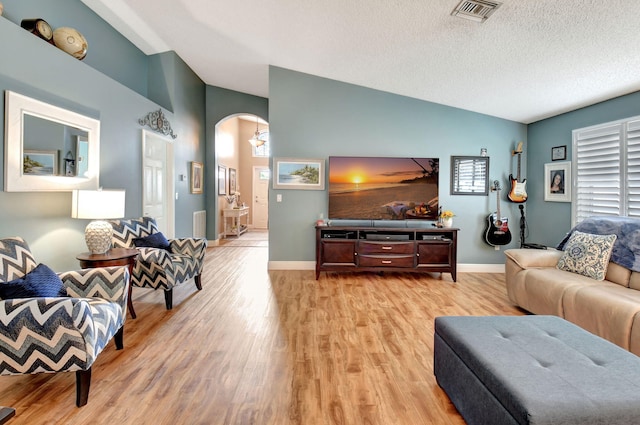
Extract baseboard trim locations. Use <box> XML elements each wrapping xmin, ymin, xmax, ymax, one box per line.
<box><xmin>268</xmin><ymin>261</ymin><xmax>505</xmax><ymax>273</ymax></box>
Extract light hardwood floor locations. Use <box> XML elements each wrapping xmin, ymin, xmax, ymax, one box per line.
<box><xmin>0</xmin><ymin>241</ymin><xmax>523</xmax><ymax>424</ymax></box>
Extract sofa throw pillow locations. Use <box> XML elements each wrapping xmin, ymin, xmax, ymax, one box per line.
<box><xmin>0</xmin><ymin>263</ymin><xmax>67</xmax><ymax>299</ymax></box>
<box><xmin>133</xmin><ymin>232</ymin><xmax>172</xmax><ymax>252</ymax></box>
<box><xmin>557</xmin><ymin>231</ymin><xmax>617</xmax><ymax>280</ymax></box>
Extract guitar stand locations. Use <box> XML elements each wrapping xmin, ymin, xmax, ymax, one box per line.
<box><xmin>518</xmin><ymin>204</ymin><xmax>547</xmax><ymax>250</ymax></box>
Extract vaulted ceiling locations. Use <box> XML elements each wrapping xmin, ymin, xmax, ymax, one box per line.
<box><xmin>82</xmin><ymin>0</ymin><xmax>640</xmax><ymax>124</ymax></box>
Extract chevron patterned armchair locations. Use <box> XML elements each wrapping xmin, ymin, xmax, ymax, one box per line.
<box><xmin>109</xmin><ymin>217</ymin><xmax>208</xmax><ymax>310</ymax></box>
<box><xmin>0</xmin><ymin>237</ymin><xmax>128</xmax><ymax>407</ymax></box>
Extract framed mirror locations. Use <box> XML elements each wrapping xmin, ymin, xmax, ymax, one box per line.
<box><xmin>4</xmin><ymin>90</ymin><xmax>100</xmax><ymax>192</ymax></box>
<box><xmin>450</xmin><ymin>156</ymin><xmax>490</xmax><ymax>195</ymax></box>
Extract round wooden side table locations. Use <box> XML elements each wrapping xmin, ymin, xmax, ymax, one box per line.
<box><xmin>77</xmin><ymin>248</ymin><xmax>139</xmax><ymax>319</ymax></box>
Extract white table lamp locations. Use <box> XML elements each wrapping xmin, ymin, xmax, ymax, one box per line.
<box><xmin>72</xmin><ymin>189</ymin><xmax>126</xmax><ymax>254</ymax></box>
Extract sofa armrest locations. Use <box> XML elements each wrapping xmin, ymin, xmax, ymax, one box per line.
<box><xmin>136</xmin><ymin>247</ymin><xmax>172</xmax><ymax>267</ymax></box>
<box><xmin>170</xmin><ymin>238</ymin><xmax>207</xmax><ymax>259</ymax></box>
<box><xmin>0</xmin><ymin>297</ymin><xmax>95</xmax><ymax>373</ymax></box>
<box><xmin>505</xmin><ymin>248</ymin><xmax>563</xmax><ymax>269</ymax></box>
<box><xmin>59</xmin><ymin>266</ymin><xmax>129</xmax><ymax>310</ymax></box>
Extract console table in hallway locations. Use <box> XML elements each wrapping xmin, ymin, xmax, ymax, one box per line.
<box><xmin>223</xmin><ymin>207</ymin><xmax>249</xmax><ymax>238</ymax></box>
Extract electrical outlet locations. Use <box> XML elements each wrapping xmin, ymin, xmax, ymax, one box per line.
<box><xmin>277</xmin><ymin>194</ymin><xmax>282</xmax><ymax>202</ymax></box>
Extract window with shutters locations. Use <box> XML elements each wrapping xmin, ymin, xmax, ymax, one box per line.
<box><xmin>572</xmin><ymin>116</ymin><xmax>640</xmax><ymax>225</ymax></box>
<box><xmin>450</xmin><ymin>156</ymin><xmax>489</xmax><ymax>195</ymax></box>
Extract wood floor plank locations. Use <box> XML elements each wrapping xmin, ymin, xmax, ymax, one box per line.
<box><xmin>0</xmin><ymin>238</ymin><xmax>523</xmax><ymax>424</ymax></box>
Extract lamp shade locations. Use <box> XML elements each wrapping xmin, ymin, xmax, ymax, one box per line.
<box><xmin>72</xmin><ymin>189</ymin><xmax>125</xmax><ymax>254</ymax></box>
<box><xmin>72</xmin><ymin>189</ymin><xmax>125</xmax><ymax>219</ymax></box>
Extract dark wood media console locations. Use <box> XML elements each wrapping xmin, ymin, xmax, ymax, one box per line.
<box><xmin>315</xmin><ymin>225</ymin><xmax>458</xmax><ymax>280</ymax></box>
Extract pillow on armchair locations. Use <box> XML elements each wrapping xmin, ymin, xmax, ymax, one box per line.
<box><xmin>0</xmin><ymin>263</ymin><xmax>67</xmax><ymax>299</ymax></box>
<box><xmin>133</xmin><ymin>232</ymin><xmax>172</xmax><ymax>252</ymax></box>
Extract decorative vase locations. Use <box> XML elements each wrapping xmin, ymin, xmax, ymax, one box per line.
<box><xmin>53</xmin><ymin>27</ymin><xmax>88</xmax><ymax>60</ymax></box>
<box><xmin>443</xmin><ymin>218</ymin><xmax>453</xmax><ymax>228</ymax></box>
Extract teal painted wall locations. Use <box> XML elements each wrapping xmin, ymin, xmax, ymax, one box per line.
<box><xmin>526</xmin><ymin>91</ymin><xmax>640</xmax><ymax>246</ymax></box>
<box><xmin>2</xmin><ymin>0</ymin><xmax>149</xmax><ymax>98</ymax></box>
<box><xmin>0</xmin><ymin>12</ymin><xmax>206</xmax><ymax>271</ymax></box>
<box><xmin>268</xmin><ymin>67</ymin><xmax>527</xmax><ymax>264</ymax></box>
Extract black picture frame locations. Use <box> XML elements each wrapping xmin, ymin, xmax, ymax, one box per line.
<box><xmin>551</xmin><ymin>145</ymin><xmax>566</xmax><ymax>161</ymax></box>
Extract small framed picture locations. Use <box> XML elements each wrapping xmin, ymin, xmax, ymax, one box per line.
<box><xmin>273</xmin><ymin>158</ymin><xmax>325</xmax><ymax>190</ymax></box>
<box><xmin>23</xmin><ymin>150</ymin><xmax>58</xmax><ymax>175</ymax></box>
<box><xmin>544</xmin><ymin>162</ymin><xmax>571</xmax><ymax>202</ymax></box>
<box><xmin>218</xmin><ymin>165</ymin><xmax>226</xmax><ymax>195</ymax></box>
<box><xmin>229</xmin><ymin>168</ymin><xmax>237</xmax><ymax>195</ymax></box>
<box><xmin>551</xmin><ymin>145</ymin><xmax>567</xmax><ymax>161</ymax></box>
<box><xmin>191</xmin><ymin>161</ymin><xmax>203</xmax><ymax>194</ymax></box>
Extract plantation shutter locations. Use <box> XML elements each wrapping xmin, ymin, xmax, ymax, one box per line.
<box><xmin>573</xmin><ymin>115</ymin><xmax>640</xmax><ymax>225</ymax></box>
<box><xmin>626</xmin><ymin>119</ymin><xmax>640</xmax><ymax>218</ymax></box>
<box><xmin>452</xmin><ymin>157</ymin><xmax>488</xmax><ymax>193</ymax></box>
<box><xmin>573</xmin><ymin>123</ymin><xmax>622</xmax><ymax>224</ymax></box>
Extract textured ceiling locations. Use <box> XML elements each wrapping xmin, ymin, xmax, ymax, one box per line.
<box><xmin>82</xmin><ymin>0</ymin><xmax>640</xmax><ymax>124</ymax></box>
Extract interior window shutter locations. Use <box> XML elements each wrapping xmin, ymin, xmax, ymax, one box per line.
<box><xmin>626</xmin><ymin>119</ymin><xmax>640</xmax><ymax>217</ymax></box>
<box><xmin>573</xmin><ymin>123</ymin><xmax>622</xmax><ymax>224</ymax></box>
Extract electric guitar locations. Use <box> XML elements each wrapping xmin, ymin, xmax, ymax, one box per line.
<box><xmin>484</xmin><ymin>181</ymin><xmax>512</xmax><ymax>246</ymax></box>
<box><xmin>508</xmin><ymin>141</ymin><xmax>527</xmax><ymax>203</ymax></box>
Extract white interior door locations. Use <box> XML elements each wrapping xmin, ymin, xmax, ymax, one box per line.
<box><xmin>142</xmin><ymin>130</ymin><xmax>175</xmax><ymax>238</ymax></box>
<box><xmin>252</xmin><ymin>166</ymin><xmax>269</xmax><ymax>229</ymax></box>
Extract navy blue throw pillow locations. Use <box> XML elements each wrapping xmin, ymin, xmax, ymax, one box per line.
<box><xmin>0</xmin><ymin>263</ymin><xmax>67</xmax><ymax>299</ymax></box>
<box><xmin>133</xmin><ymin>232</ymin><xmax>172</xmax><ymax>252</ymax></box>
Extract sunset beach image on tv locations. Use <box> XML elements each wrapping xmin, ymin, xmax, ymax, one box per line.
<box><xmin>328</xmin><ymin>156</ymin><xmax>439</xmax><ymax>220</ymax></box>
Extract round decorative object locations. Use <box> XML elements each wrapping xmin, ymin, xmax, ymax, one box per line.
<box><xmin>53</xmin><ymin>27</ymin><xmax>88</xmax><ymax>60</ymax></box>
<box><xmin>21</xmin><ymin>18</ymin><xmax>54</xmax><ymax>43</ymax></box>
<box><xmin>85</xmin><ymin>220</ymin><xmax>113</xmax><ymax>254</ymax></box>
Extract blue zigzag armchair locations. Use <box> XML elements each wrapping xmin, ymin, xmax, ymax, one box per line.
<box><xmin>109</xmin><ymin>217</ymin><xmax>208</xmax><ymax>310</ymax></box>
<box><xmin>0</xmin><ymin>237</ymin><xmax>129</xmax><ymax>407</ymax></box>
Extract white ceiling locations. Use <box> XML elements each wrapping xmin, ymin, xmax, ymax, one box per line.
<box><xmin>82</xmin><ymin>0</ymin><xmax>640</xmax><ymax>124</ymax></box>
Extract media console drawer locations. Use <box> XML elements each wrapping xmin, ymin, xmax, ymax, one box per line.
<box><xmin>358</xmin><ymin>241</ymin><xmax>415</xmax><ymax>255</ymax></box>
<box><xmin>358</xmin><ymin>254</ymin><xmax>415</xmax><ymax>268</ymax></box>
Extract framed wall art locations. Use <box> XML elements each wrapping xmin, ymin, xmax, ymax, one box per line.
<box><xmin>544</xmin><ymin>161</ymin><xmax>571</xmax><ymax>202</ymax></box>
<box><xmin>273</xmin><ymin>158</ymin><xmax>325</xmax><ymax>190</ymax></box>
<box><xmin>191</xmin><ymin>161</ymin><xmax>203</xmax><ymax>194</ymax></box>
<box><xmin>23</xmin><ymin>150</ymin><xmax>58</xmax><ymax>175</ymax></box>
<box><xmin>551</xmin><ymin>145</ymin><xmax>567</xmax><ymax>161</ymax></box>
<box><xmin>229</xmin><ymin>168</ymin><xmax>237</xmax><ymax>195</ymax></box>
<box><xmin>217</xmin><ymin>165</ymin><xmax>226</xmax><ymax>195</ymax></box>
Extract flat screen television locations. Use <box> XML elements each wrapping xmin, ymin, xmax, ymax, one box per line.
<box><xmin>328</xmin><ymin>156</ymin><xmax>439</xmax><ymax>220</ymax></box>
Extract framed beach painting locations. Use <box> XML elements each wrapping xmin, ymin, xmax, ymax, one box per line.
<box><xmin>23</xmin><ymin>150</ymin><xmax>58</xmax><ymax>175</ymax></box>
<box><xmin>544</xmin><ymin>162</ymin><xmax>571</xmax><ymax>202</ymax></box>
<box><xmin>273</xmin><ymin>158</ymin><xmax>325</xmax><ymax>190</ymax></box>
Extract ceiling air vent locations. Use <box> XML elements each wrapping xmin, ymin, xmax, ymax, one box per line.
<box><xmin>451</xmin><ymin>0</ymin><xmax>502</xmax><ymax>23</ymax></box>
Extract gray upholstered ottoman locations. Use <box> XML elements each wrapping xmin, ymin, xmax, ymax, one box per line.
<box><xmin>434</xmin><ymin>315</ymin><xmax>640</xmax><ymax>425</ymax></box>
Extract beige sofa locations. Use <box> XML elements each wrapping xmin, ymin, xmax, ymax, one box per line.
<box><xmin>505</xmin><ymin>247</ymin><xmax>640</xmax><ymax>356</ymax></box>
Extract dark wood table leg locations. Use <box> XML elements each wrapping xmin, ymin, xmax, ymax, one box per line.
<box><xmin>127</xmin><ymin>277</ymin><xmax>136</xmax><ymax>319</ymax></box>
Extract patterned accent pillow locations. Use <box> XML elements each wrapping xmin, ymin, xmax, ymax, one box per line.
<box><xmin>0</xmin><ymin>263</ymin><xmax>67</xmax><ymax>299</ymax></box>
<box><xmin>557</xmin><ymin>231</ymin><xmax>617</xmax><ymax>280</ymax></box>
